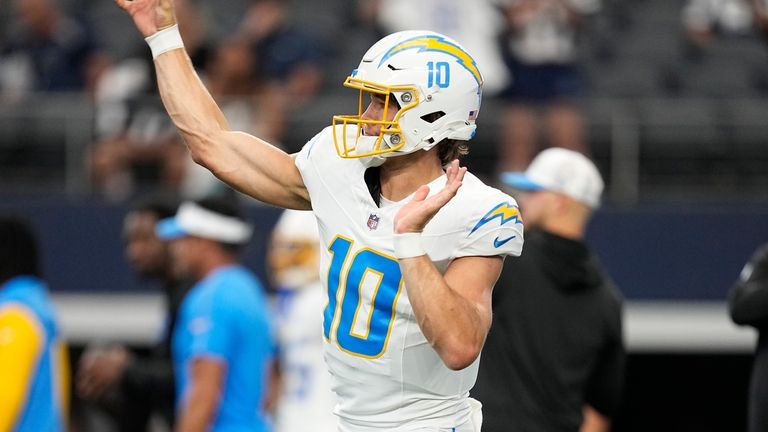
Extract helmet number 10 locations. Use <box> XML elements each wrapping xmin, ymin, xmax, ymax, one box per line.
<box><xmin>427</xmin><ymin>61</ymin><xmax>451</xmax><ymax>88</ymax></box>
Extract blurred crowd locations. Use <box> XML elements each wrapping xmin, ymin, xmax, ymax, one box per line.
<box><xmin>1</xmin><ymin>0</ymin><xmax>768</xmax><ymax>200</ymax></box>
<box><xmin>3</xmin><ymin>1</ymin><xmax>768</xmax><ymax>431</ymax></box>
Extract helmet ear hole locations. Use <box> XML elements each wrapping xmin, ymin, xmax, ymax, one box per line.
<box><xmin>420</xmin><ymin>111</ymin><xmax>446</xmax><ymax>123</ymax></box>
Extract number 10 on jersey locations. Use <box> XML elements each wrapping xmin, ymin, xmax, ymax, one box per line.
<box><xmin>323</xmin><ymin>236</ymin><xmax>403</xmax><ymax>358</ymax></box>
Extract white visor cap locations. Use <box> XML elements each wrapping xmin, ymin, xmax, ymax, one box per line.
<box><xmin>156</xmin><ymin>201</ymin><xmax>253</xmax><ymax>244</ymax></box>
<box><xmin>501</xmin><ymin>148</ymin><xmax>604</xmax><ymax>209</ymax></box>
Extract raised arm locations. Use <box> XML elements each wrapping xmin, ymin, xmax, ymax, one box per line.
<box><xmin>114</xmin><ymin>0</ymin><xmax>310</xmax><ymax>210</ymax></box>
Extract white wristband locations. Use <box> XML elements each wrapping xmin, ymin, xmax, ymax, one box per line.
<box><xmin>393</xmin><ymin>232</ymin><xmax>426</xmax><ymax>259</ymax></box>
<box><xmin>145</xmin><ymin>24</ymin><xmax>184</xmax><ymax>59</ymax></box>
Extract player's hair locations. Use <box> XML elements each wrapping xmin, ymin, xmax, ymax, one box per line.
<box><xmin>438</xmin><ymin>139</ymin><xmax>469</xmax><ymax>166</ymax></box>
<box><xmin>195</xmin><ymin>195</ymin><xmax>248</xmax><ymax>254</ymax></box>
<box><xmin>0</xmin><ymin>214</ymin><xmax>41</xmax><ymax>285</ymax></box>
<box><xmin>390</xmin><ymin>101</ymin><xmax>470</xmax><ymax>165</ymax></box>
<box><xmin>417</xmin><ymin>110</ymin><xmax>469</xmax><ymax>165</ymax></box>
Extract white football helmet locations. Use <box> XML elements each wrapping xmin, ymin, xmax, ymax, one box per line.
<box><xmin>332</xmin><ymin>30</ymin><xmax>483</xmax><ymax>159</ymax></box>
<box><xmin>268</xmin><ymin>210</ymin><xmax>320</xmax><ymax>291</ymax></box>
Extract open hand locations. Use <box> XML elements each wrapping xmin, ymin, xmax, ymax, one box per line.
<box><xmin>393</xmin><ymin>160</ymin><xmax>467</xmax><ymax>234</ymax></box>
<box><xmin>115</xmin><ymin>0</ymin><xmax>177</xmax><ymax>38</ymax></box>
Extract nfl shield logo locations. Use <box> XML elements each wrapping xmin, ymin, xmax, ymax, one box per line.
<box><xmin>367</xmin><ymin>213</ymin><xmax>380</xmax><ymax>230</ymax></box>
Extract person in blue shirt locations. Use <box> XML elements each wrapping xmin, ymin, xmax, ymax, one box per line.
<box><xmin>157</xmin><ymin>197</ymin><xmax>275</xmax><ymax>432</ymax></box>
<box><xmin>0</xmin><ymin>214</ymin><xmax>69</xmax><ymax>432</ymax></box>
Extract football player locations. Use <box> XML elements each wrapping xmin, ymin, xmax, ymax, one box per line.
<box><xmin>269</xmin><ymin>209</ymin><xmax>337</xmax><ymax>432</ymax></box>
<box><xmin>114</xmin><ymin>0</ymin><xmax>525</xmax><ymax>429</ymax></box>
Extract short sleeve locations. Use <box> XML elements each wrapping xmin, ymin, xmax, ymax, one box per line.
<box><xmin>457</xmin><ymin>198</ymin><xmax>525</xmax><ymax>258</ymax></box>
<box><xmin>294</xmin><ymin>129</ymin><xmax>326</xmax><ymax>174</ymax></box>
<box><xmin>0</xmin><ymin>304</ymin><xmax>45</xmax><ymax>429</ymax></box>
<box><xmin>186</xmin><ymin>288</ymin><xmax>235</xmax><ymax>361</ymax></box>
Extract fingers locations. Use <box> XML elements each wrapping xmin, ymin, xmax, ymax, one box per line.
<box><xmin>439</xmin><ymin>161</ymin><xmax>466</xmax><ymax>201</ymax></box>
<box><xmin>76</xmin><ymin>364</ymin><xmax>97</xmax><ymax>399</ymax></box>
<box><xmin>445</xmin><ymin>159</ymin><xmax>467</xmax><ymax>186</ymax></box>
<box><xmin>411</xmin><ymin>185</ymin><xmax>430</xmax><ymax>203</ymax></box>
<box><xmin>77</xmin><ymin>366</ymin><xmax>110</xmax><ymax>399</ymax></box>
<box><xmin>456</xmin><ymin>166</ymin><xmax>467</xmax><ymax>182</ymax></box>
<box><xmin>447</xmin><ymin>168</ymin><xmax>467</xmax><ymax>192</ymax></box>
<box><xmin>76</xmin><ymin>350</ymin><xmax>113</xmax><ymax>399</ymax></box>
<box><xmin>444</xmin><ymin>159</ymin><xmax>458</xmax><ymax>181</ymax></box>
<box><xmin>114</xmin><ymin>0</ymin><xmax>130</xmax><ymax>10</ymax></box>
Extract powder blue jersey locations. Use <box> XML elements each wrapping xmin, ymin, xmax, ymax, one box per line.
<box><xmin>173</xmin><ymin>265</ymin><xmax>275</xmax><ymax>432</ymax></box>
<box><xmin>0</xmin><ymin>276</ymin><xmax>67</xmax><ymax>432</ymax></box>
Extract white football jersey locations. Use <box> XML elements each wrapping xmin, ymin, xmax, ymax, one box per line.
<box><xmin>295</xmin><ymin>126</ymin><xmax>524</xmax><ymax>431</ymax></box>
<box><xmin>274</xmin><ymin>281</ymin><xmax>338</xmax><ymax>432</ymax></box>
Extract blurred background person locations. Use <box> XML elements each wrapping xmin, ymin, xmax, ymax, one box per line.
<box><xmin>268</xmin><ymin>209</ymin><xmax>337</xmax><ymax>432</ymax></box>
<box><xmin>683</xmin><ymin>0</ymin><xmax>754</xmax><ymax>53</ymax></box>
<box><xmin>180</xmin><ymin>38</ymin><xmax>262</xmax><ymax>200</ymax></box>
<box><xmin>0</xmin><ymin>0</ymin><xmax>109</xmax><ymax>99</ymax></box>
<box><xmin>76</xmin><ymin>193</ymin><xmax>189</xmax><ymax>432</ymax></box>
<box><xmin>497</xmin><ymin>0</ymin><xmax>600</xmax><ymax>172</ymax></box>
<box><xmin>87</xmin><ymin>92</ymin><xmax>188</xmax><ymax>201</ymax></box>
<box><xmin>0</xmin><ymin>214</ymin><xmax>69</xmax><ymax>432</ymax></box>
<box><xmin>472</xmin><ymin>148</ymin><xmax>625</xmax><ymax>432</ymax></box>
<box><xmin>88</xmin><ymin>0</ymin><xmax>212</xmax><ymax>201</ymax></box>
<box><xmin>235</xmin><ymin>0</ymin><xmax>326</xmax><ymax>149</ymax></box>
<box><xmin>675</xmin><ymin>0</ymin><xmax>768</xmax><ymax>97</ymax></box>
<box><xmin>156</xmin><ymin>197</ymin><xmax>275</xmax><ymax>432</ymax></box>
<box><xmin>752</xmin><ymin>0</ymin><xmax>768</xmax><ymax>40</ymax></box>
<box><xmin>729</xmin><ymin>242</ymin><xmax>768</xmax><ymax>432</ymax></box>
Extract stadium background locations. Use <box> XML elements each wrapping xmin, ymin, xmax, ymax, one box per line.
<box><xmin>2</xmin><ymin>0</ymin><xmax>767</xmax><ymax>430</ymax></box>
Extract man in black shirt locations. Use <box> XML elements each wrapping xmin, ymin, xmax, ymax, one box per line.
<box><xmin>472</xmin><ymin>148</ymin><xmax>625</xmax><ymax>432</ymax></box>
<box><xmin>76</xmin><ymin>194</ymin><xmax>190</xmax><ymax>431</ymax></box>
<box><xmin>730</xmin><ymin>243</ymin><xmax>768</xmax><ymax>432</ymax></box>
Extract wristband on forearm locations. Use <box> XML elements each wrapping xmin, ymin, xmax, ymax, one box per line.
<box><xmin>145</xmin><ymin>24</ymin><xmax>184</xmax><ymax>59</ymax></box>
<box><xmin>393</xmin><ymin>232</ymin><xmax>426</xmax><ymax>259</ymax></box>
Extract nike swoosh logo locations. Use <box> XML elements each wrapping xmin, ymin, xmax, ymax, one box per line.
<box><xmin>493</xmin><ymin>235</ymin><xmax>516</xmax><ymax>248</ymax></box>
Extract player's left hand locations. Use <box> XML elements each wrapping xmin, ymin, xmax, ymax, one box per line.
<box><xmin>76</xmin><ymin>346</ymin><xmax>131</xmax><ymax>400</ymax></box>
<box><xmin>394</xmin><ymin>159</ymin><xmax>466</xmax><ymax>234</ymax></box>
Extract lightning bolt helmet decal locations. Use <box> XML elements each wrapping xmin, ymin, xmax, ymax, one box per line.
<box><xmin>378</xmin><ymin>35</ymin><xmax>483</xmax><ymax>87</ymax></box>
